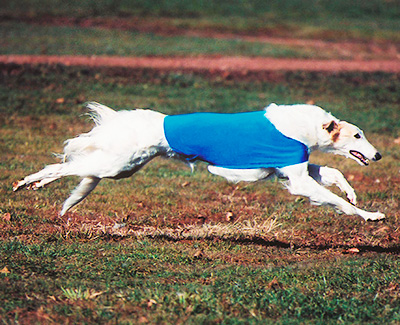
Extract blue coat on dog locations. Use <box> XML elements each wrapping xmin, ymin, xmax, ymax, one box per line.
<box><xmin>164</xmin><ymin>111</ymin><xmax>309</xmax><ymax>169</ymax></box>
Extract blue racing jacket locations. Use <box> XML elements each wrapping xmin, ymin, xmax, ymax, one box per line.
<box><xmin>163</xmin><ymin>111</ymin><xmax>308</xmax><ymax>169</ymax></box>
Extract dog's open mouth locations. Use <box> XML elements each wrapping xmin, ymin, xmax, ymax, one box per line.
<box><xmin>350</xmin><ymin>150</ymin><xmax>369</xmax><ymax>166</ymax></box>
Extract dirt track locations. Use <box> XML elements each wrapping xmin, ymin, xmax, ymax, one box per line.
<box><xmin>2</xmin><ymin>54</ymin><xmax>400</xmax><ymax>73</ymax></box>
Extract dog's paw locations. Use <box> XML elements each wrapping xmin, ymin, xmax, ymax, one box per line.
<box><xmin>364</xmin><ymin>211</ymin><xmax>385</xmax><ymax>222</ymax></box>
<box><xmin>12</xmin><ymin>180</ymin><xmax>25</xmax><ymax>192</ymax></box>
<box><xmin>28</xmin><ymin>181</ymin><xmax>43</xmax><ymax>191</ymax></box>
<box><xmin>26</xmin><ymin>183</ymin><xmax>39</xmax><ymax>191</ymax></box>
<box><xmin>347</xmin><ymin>191</ymin><xmax>357</xmax><ymax>205</ymax></box>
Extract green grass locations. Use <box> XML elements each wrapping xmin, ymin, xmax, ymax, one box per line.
<box><xmin>1</xmin><ymin>65</ymin><xmax>400</xmax><ymax>323</ymax></box>
<box><xmin>2</xmin><ymin>0</ymin><xmax>400</xmax><ymax>60</ymax></box>
<box><xmin>2</xmin><ymin>240</ymin><xmax>400</xmax><ymax>323</ymax></box>
<box><xmin>2</xmin><ymin>0</ymin><xmax>400</xmax><ymax>41</ymax></box>
<box><xmin>0</xmin><ymin>22</ymin><xmax>311</xmax><ymax>58</ymax></box>
<box><xmin>3</xmin><ymin>0</ymin><xmax>400</xmax><ymax>19</ymax></box>
<box><xmin>2</xmin><ymin>21</ymin><xmax>398</xmax><ymax>60</ymax></box>
<box><xmin>1</xmin><ymin>65</ymin><xmax>399</xmax><ymax>134</ymax></box>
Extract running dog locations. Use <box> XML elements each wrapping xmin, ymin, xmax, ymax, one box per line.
<box><xmin>13</xmin><ymin>102</ymin><xmax>384</xmax><ymax>221</ymax></box>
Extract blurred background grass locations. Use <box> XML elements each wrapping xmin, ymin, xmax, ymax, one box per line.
<box><xmin>2</xmin><ymin>0</ymin><xmax>400</xmax><ymax>41</ymax></box>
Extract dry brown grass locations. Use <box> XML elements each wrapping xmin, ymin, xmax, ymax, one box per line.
<box><xmin>63</xmin><ymin>217</ymin><xmax>280</xmax><ymax>241</ymax></box>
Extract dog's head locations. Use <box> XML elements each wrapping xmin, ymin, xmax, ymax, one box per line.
<box><xmin>323</xmin><ymin>120</ymin><xmax>381</xmax><ymax>166</ymax></box>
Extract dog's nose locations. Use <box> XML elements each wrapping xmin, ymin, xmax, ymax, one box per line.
<box><xmin>373</xmin><ymin>152</ymin><xmax>382</xmax><ymax>161</ymax></box>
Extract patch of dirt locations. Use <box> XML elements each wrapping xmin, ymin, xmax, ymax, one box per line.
<box><xmin>2</xmin><ymin>192</ymin><xmax>399</xmax><ymax>259</ymax></box>
<box><xmin>2</xmin><ymin>54</ymin><xmax>400</xmax><ymax>73</ymax></box>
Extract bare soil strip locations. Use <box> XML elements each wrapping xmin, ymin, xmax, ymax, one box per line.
<box><xmin>2</xmin><ymin>54</ymin><xmax>400</xmax><ymax>72</ymax></box>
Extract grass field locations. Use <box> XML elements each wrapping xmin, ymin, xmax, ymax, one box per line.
<box><xmin>2</xmin><ymin>0</ymin><xmax>400</xmax><ymax>41</ymax></box>
<box><xmin>1</xmin><ymin>64</ymin><xmax>400</xmax><ymax>323</ymax></box>
<box><xmin>1</xmin><ymin>0</ymin><xmax>400</xmax><ymax>323</ymax></box>
<box><xmin>0</xmin><ymin>21</ymin><xmax>312</xmax><ymax>59</ymax></box>
<box><xmin>2</xmin><ymin>0</ymin><xmax>400</xmax><ymax>60</ymax></box>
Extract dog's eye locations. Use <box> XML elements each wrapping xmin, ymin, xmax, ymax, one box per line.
<box><xmin>354</xmin><ymin>133</ymin><xmax>361</xmax><ymax>139</ymax></box>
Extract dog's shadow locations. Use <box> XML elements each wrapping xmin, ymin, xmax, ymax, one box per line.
<box><xmin>124</xmin><ymin>233</ymin><xmax>400</xmax><ymax>255</ymax></box>
<box><xmin>235</xmin><ymin>237</ymin><xmax>400</xmax><ymax>254</ymax></box>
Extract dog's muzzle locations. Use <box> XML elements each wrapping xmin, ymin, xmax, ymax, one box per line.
<box><xmin>350</xmin><ymin>150</ymin><xmax>382</xmax><ymax>165</ymax></box>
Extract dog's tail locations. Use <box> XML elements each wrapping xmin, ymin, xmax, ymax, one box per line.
<box><xmin>86</xmin><ymin>101</ymin><xmax>118</xmax><ymax>126</ymax></box>
<box><xmin>59</xmin><ymin>102</ymin><xmax>118</xmax><ymax>162</ymax></box>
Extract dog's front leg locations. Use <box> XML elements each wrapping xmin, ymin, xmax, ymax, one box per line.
<box><xmin>279</xmin><ymin>163</ymin><xmax>385</xmax><ymax>221</ymax></box>
<box><xmin>308</xmin><ymin>164</ymin><xmax>357</xmax><ymax>205</ymax></box>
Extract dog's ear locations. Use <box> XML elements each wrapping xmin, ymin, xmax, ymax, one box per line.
<box><xmin>323</xmin><ymin>120</ymin><xmax>341</xmax><ymax>142</ymax></box>
<box><xmin>323</xmin><ymin>120</ymin><xmax>338</xmax><ymax>133</ymax></box>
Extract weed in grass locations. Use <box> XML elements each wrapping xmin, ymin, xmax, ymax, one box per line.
<box><xmin>61</xmin><ymin>287</ymin><xmax>104</xmax><ymax>301</ymax></box>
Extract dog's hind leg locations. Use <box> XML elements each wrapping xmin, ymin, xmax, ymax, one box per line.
<box><xmin>59</xmin><ymin>150</ymin><xmax>160</xmax><ymax>215</ymax></box>
<box><xmin>13</xmin><ymin>163</ymin><xmax>67</xmax><ymax>192</ymax></box>
<box><xmin>60</xmin><ymin>177</ymin><xmax>101</xmax><ymax>216</ymax></box>
<box><xmin>308</xmin><ymin>164</ymin><xmax>357</xmax><ymax>205</ymax></box>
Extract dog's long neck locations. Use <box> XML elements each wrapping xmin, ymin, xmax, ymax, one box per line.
<box><xmin>265</xmin><ymin>104</ymin><xmax>336</xmax><ymax>151</ymax></box>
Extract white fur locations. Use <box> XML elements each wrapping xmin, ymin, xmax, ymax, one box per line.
<box><xmin>13</xmin><ymin>102</ymin><xmax>384</xmax><ymax>221</ymax></box>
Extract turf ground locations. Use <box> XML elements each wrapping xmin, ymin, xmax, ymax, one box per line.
<box><xmin>1</xmin><ymin>1</ymin><xmax>400</xmax><ymax>323</ymax></box>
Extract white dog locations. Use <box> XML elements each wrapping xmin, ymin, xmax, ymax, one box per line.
<box><xmin>13</xmin><ymin>102</ymin><xmax>384</xmax><ymax>221</ymax></box>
